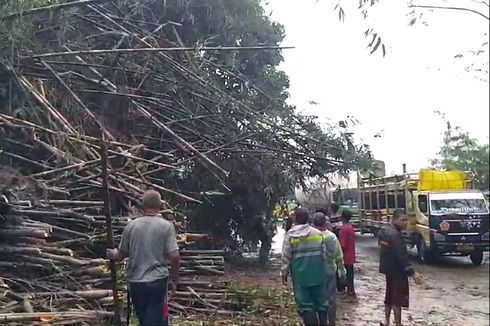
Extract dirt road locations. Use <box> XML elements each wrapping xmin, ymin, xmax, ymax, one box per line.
<box><xmin>338</xmin><ymin>234</ymin><xmax>490</xmax><ymax>326</ymax></box>
<box><xmin>272</xmin><ymin>229</ymin><xmax>490</xmax><ymax>325</ymax></box>
<box><xmin>175</xmin><ymin>230</ymin><xmax>489</xmax><ymax>326</ymax></box>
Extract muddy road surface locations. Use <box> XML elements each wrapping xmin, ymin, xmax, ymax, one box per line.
<box><xmin>273</xmin><ymin>231</ymin><xmax>490</xmax><ymax>326</ymax></box>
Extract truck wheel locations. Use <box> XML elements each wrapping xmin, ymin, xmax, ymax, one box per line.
<box><xmin>470</xmin><ymin>250</ymin><xmax>483</xmax><ymax>266</ymax></box>
<box><xmin>417</xmin><ymin>237</ymin><xmax>434</xmax><ymax>264</ymax></box>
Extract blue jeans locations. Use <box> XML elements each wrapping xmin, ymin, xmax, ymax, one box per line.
<box><xmin>129</xmin><ymin>278</ymin><xmax>168</xmax><ymax>326</ymax></box>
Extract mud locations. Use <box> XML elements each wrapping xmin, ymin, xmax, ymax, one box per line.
<box><xmin>339</xmin><ymin>235</ymin><xmax>489</xmax><ymax>326</ymax></box>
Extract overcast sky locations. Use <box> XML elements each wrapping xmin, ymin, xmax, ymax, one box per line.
<box><xmin>265</xmin><ymin>0</ymin><xmax>489</xmax><ymax>175</ymax></box>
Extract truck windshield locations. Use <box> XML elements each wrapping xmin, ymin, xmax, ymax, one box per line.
<box><xmin>430</xmin><ymin>198</ymin><xmax>489</xmax><ymax>215</ymax></box>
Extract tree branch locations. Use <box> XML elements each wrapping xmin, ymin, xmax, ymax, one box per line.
<box><xmin>410</xmin><ymin>4</ymin><xmax>489</xmax><ymax>20</ymax></box>
<box><xmin>467</xmin><ymin>0</ymin><xmax>490</xmax><ymax>8</ymax></box>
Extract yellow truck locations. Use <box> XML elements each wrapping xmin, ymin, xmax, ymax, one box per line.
<box><xmin>359</xmin><ymin>165</ymin><xmax>490</xmax><ymax>266</ymax></box>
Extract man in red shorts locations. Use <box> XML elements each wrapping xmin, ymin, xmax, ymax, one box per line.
<box><xmin>378</xmin><ymin>209</ymin><xmax>423</xmax><ymax>326</ymax></box>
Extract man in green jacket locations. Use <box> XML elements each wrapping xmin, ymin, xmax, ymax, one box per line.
<box><xmin>313</xmin><ymin>212</ymin><xmax>345</xmax><ymax>326</ymax></box>
<box><xmin>282</xmin><ymin>208</ymin><xmax>329</xmax><ymax>326</ymax></box>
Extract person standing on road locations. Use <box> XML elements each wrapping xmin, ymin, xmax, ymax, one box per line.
<box><xmin>328</xmin><ymin>203</ymin><xmax>342</xmax><ymax>237</ymax></box>
<box><xmin>107</xmin><ymin>190</ymin><xmax>181</xmax><ymax>326</ymax></box>
<box><xmin>315</xmin><ymin>209</ymin><xmax>333</xmax><ymax>231</ymax></box>
<box><xmin>282</xmin><ymin>208</ymin><xmax>329</xmax><ymax>326</ymax></box>
<box><xmin>313</xmin><ymin>212</ymin><xmax>346</xmax><ymax>326</ymax></box>
<box><xmin>378</xmin><ymin>209</ymin><xmax>423</xmax><ymax>326</ymax></box>
<box><xmin>338</xmin><ymin>210</ymin><xmax>357</xmax><ymax>299</ymax></box>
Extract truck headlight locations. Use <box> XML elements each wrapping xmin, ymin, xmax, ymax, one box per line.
<box><xmin>482</xmin><ymin>232</ymin><xmax>490</xmax><ymax>241</ymax></box>
<box><xmin>433</xmin><ymin>232</ymin><xmax>446</xmax><ymax>242</ymax></box>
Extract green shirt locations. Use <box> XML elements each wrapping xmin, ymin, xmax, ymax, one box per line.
<box><xmin>321</xmin><ymin>229</ymin><xmax>346</xmax><ymax>277</ymax></box>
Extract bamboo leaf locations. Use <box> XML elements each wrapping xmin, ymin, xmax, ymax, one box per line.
<box><xmin>371</xmin><ymin>37</ymin><xmax>382</xmax><ymax>54</ymax></box>
<box><xmin>368</xmin><ymin>33</ymin><xmax>377</xmax><ymax>47</ymax></box>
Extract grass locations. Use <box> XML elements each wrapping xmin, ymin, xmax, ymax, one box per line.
<box><xmin>128</xmin><ymin>257</ymin><xmax>302</xmax><ymax>326</ymax></box>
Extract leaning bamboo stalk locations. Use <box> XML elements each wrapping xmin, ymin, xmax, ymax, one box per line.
<box><xmin>17</xmin><ymin>76</ymin><xmax>74</xmax><ymax>132</ymax></box>
<box><xmin>30</xmin><ymin>159</ymin><xmax>101</xmax><ymax>178</ymax></box>
<box><xmin>22</xmin><ymin>46</ymin><xmax>294</xmax><ymax>59</ymax></box>
<box><xmin>41</xmin><ymin>61</ymin><xmax>115</xmax><ymax>141</ymax></box>
<box><xmin>100</xmin><ymin>140</ymin><xmax>122</xmax><ymax>325</ymax></box>
<box><xmin>0</xmin><ymin>150</ymin><xmax>50</xmax><ymax>169</ymax></box>
<box><xmin>114</xmin><ymin>171</ymin><xmax>201</xmax><ymax>204</ymax></box>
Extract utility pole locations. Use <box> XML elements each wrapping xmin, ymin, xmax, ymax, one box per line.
<box><xmin>100</xmin><ymin>140</ymin><xmax>122</xmax><ymax>325</ymax></box>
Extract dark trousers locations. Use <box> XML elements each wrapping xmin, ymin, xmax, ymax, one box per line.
<box><xmin>129</xmin><ymin>278</ymin><xmax>168</xmax><ymax>326</ymax></box>
<box><xmin>337</xmin><ymin>265</ymin><xmax>355</xmax><ymax>294</ymax></box>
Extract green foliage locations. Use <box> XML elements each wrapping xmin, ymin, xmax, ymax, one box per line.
<box><xmin>0</xmin><ymin>0</ymin><xmax>374</xmax><ymax>252</ymax></box>
<box><xmin>431</xmin><ymin>112</ymin><xmax>489</xmax><ymax>189</ymax></box>
<box><xmin>1</xmin><ymin>0</ymin><xmax>63</xmax><ymax>44</ymax></box>
<box><xmin>148</xmin><ymin>0</ymin><xmax>374</xmax><ymax>250</ymax></box>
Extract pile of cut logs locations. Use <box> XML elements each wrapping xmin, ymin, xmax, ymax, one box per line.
<box><xmin>0</xmin><ymin>198</ymin><xmax>242</xmax><ymax>325</ymax></box>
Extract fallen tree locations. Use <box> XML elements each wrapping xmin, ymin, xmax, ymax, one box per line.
<box><xmin>0</xmin><ymin>0</ymin><xmax>373</xmax><ymax>251</ymax></box>
<box><xmin>0</xmin><ymin>0</ymin><xmax>375</xmax><ymax>323</ymax></box>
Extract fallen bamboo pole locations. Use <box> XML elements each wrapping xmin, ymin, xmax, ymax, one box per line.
<box><xmin>22</xmin><ymin>46</ymin><xmax>295</xmax><ymax>59</ymax></box>
<box><xmin>100</xmin><ymin>140</ymin><xmax>122</xmax><ymax>326</ymax></box>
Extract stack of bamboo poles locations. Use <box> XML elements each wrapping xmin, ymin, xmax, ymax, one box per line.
<box><xmin>0</xmin><ymin>0</ymin><xmax>345</xmax><ymax>323</ymax></box>
<box><xmin>0</xmin><ymin>198</ymin><xmax>243</xmax><ymax>325</ymax></box>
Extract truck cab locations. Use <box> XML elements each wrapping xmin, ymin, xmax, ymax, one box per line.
<box><xmin>410</xmin><ymin>190</ymin><xmax>489</xmax><ymax>265</ymax></box>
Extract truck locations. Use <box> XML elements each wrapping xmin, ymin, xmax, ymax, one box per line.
<box><xmin>332</xmin><ymin>187</ymin><xmax>360</xmax><ymax>229</ymax></box>
<box><xmin>294</xmin><ymin>180</ymin><xmax>332</xmax><ymax>214</ymax></box>
<box><xmin>359</xmin><ymin>165</ymin><xmax>490</xmax><ymax>266</ymax></box>
<box><xmin>296</xmin><ymin>181</ymin><xmax>361</xmax><ymax>229</ymax></box>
